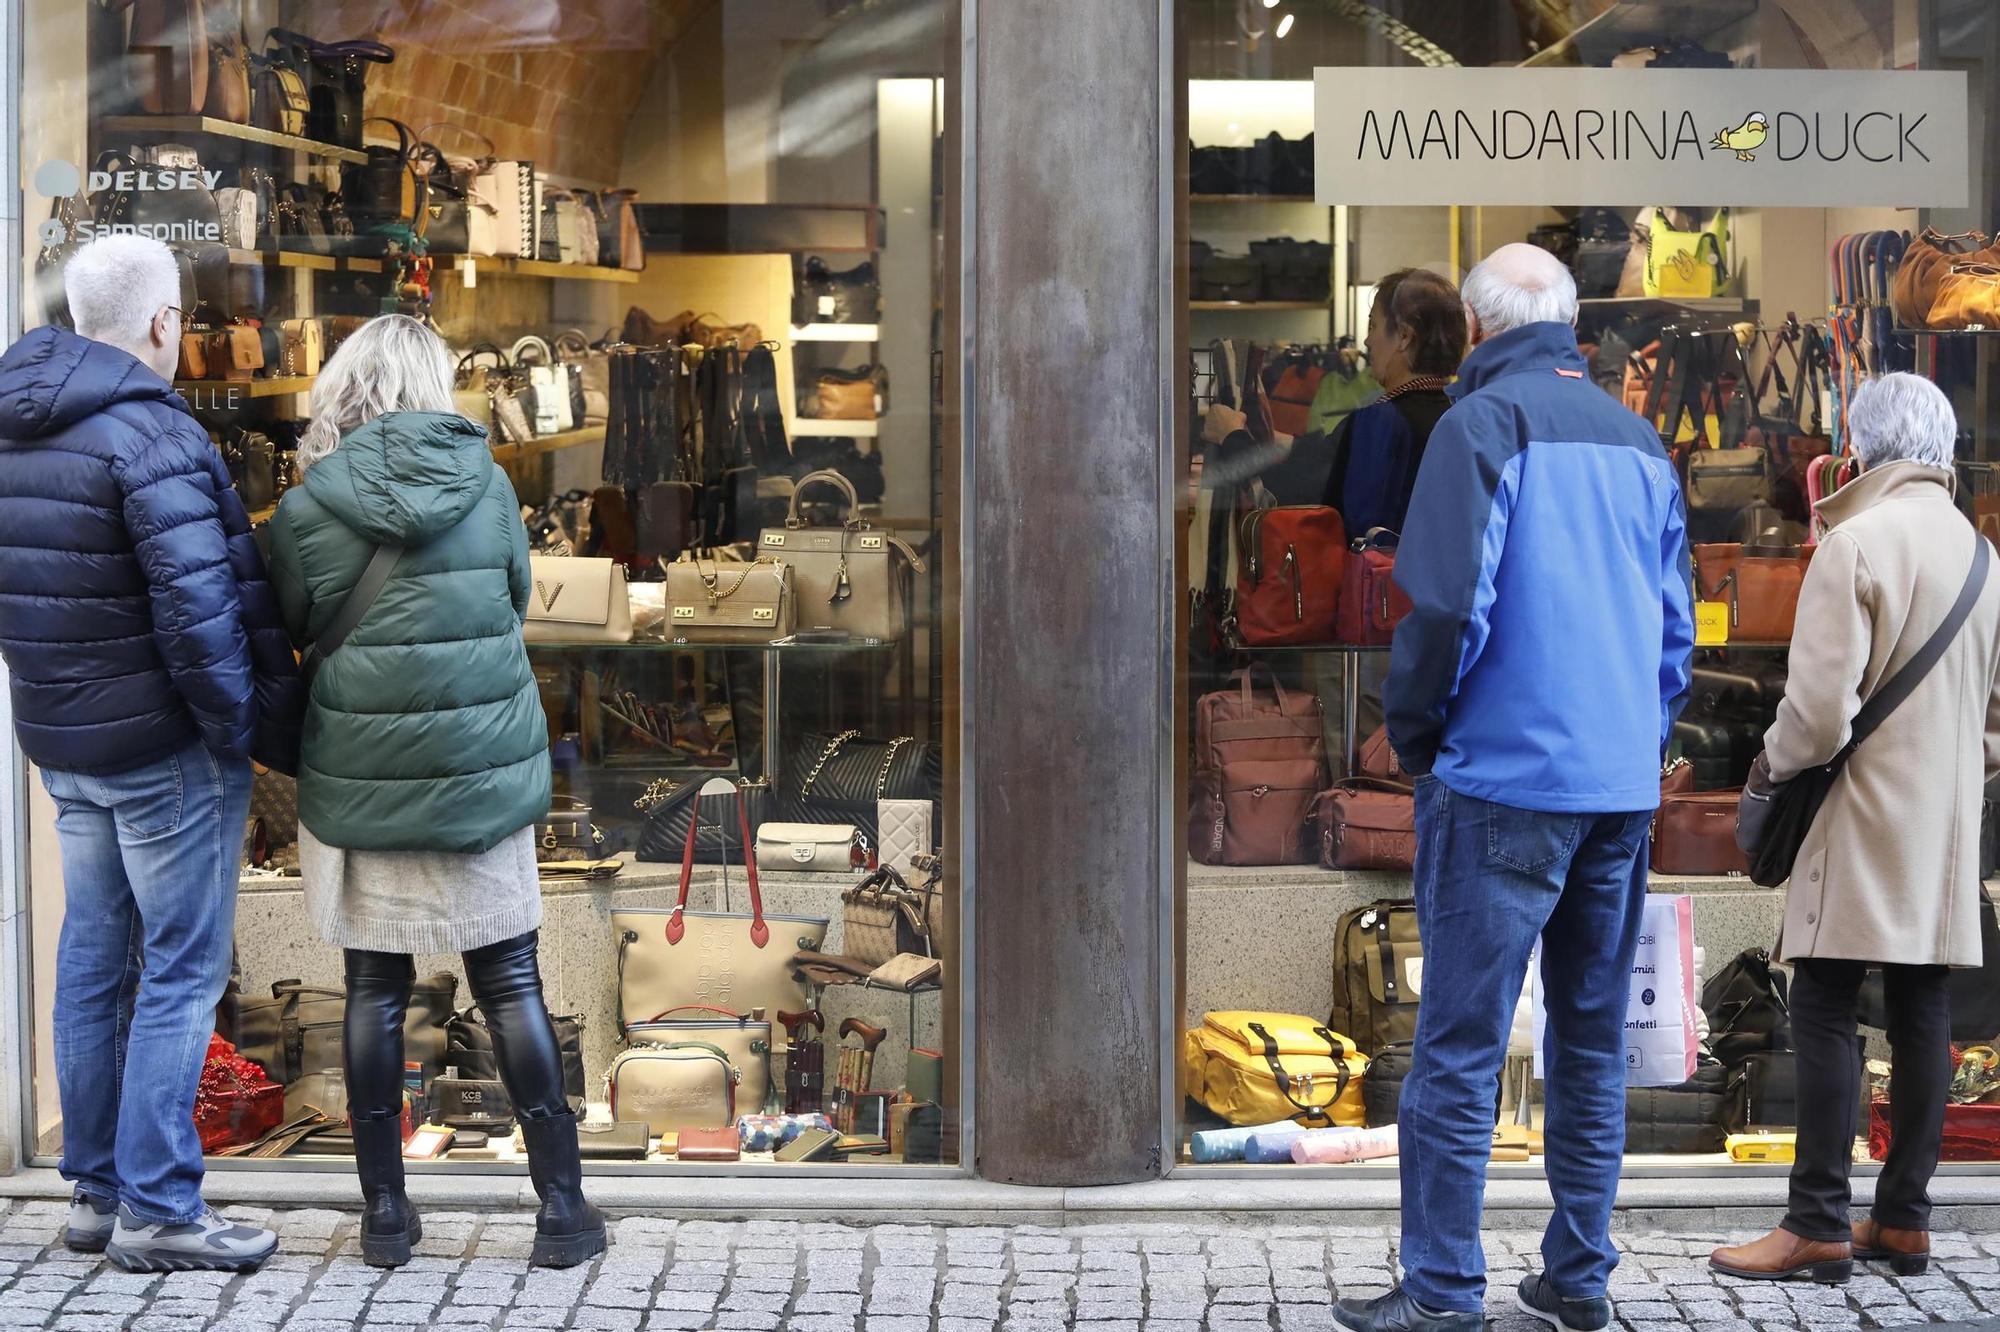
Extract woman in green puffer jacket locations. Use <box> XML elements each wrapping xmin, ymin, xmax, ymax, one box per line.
<box><xmin>267</xmin><ymin>315</ymin><xmax>600</xmax><ymax>1272</ymax></box>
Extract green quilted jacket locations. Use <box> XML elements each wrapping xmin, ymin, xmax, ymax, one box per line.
<box><xmin>268</xmin><ymin>411</ymin><xmax>550</xmax><ymax>853</ymax></box>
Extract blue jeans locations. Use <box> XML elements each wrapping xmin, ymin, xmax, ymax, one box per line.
<box><xmin>1397</xmin><ymin>776</ymin><xmax>1651</xmax><ymax>1314</ymax></box>
<box><xmin>41</xmin><ymin>740</ymin><xmax>252</xmax><ymax>1224</ymax></box>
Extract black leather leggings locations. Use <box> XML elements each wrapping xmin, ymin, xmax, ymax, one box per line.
<box><xmin>344</xmin><ymin>929</ymin><xmax>568</xmax><ymax>1124</ymax></box>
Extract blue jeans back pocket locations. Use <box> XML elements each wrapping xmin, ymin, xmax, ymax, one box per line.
<box><xmin>82</xmin><ymin>749</ymin><xmax>186</xmax><ymax>841</ymax></box>
<box><xmin>1485</xmin><ymin>802</ymin><xmax>1583</xmax><ymax>875</ymax></box>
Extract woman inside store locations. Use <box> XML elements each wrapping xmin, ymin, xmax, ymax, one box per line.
<box><xmin>1710</xmin><ymin>373</ymin><xmax>2000</xmax><ymax>1284</ymax></box>
<box><xmin>266</xmin><ymin>315</ymin><xmax>604</xmax><ymax>1271</ymax></box>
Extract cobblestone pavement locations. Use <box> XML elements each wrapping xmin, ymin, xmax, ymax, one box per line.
<box><xmin>0</xmin><ymin>1199</ymin><xmax>1997</xmax><ymax>1331</ymax></box>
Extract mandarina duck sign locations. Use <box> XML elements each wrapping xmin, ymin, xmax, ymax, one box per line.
<box><xmin>1313</xmin><ymin>68</ymin><xmax>1969</xmax><ymax>207</ymax></box>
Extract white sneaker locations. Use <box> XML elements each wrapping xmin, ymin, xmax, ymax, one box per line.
<box><xmin>105</xmin><ymin>1204</ymin><xmax>278</xmax><ymax>1273</ymax></box>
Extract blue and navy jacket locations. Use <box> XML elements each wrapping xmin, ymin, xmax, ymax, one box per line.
<box><xmin>0</xmin><ymin>326</ymin><xmax>302</xmax><ymax>775</ymax></box>
<box><xmin>1384</xmin><ymin>322</ymin><xmax>1694</xmax><ymax>813</ymax></box>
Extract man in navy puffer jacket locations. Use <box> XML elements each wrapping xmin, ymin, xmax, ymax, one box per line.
<box><xmin>0</xmin><ymin>236</ymin><xmax>300</xmax><ymax>1271</ymax></box>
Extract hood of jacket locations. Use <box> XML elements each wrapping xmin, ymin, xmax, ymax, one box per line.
<box><xmin>1814</xmin><ymin>458</ymin><xmax>1956</xmax><ymax>531</ymax></box>
<box><xmin>0</xmin><ymin>325</ymin><xmax>186</xmax><ymax>439</ymax></box>
<box><xmin>1447</xmin><ymin>321</ymin><xmax>1589</xmax><ymax>400</ymax></box>
<box><xmin>302</xmin><ymin>410</ymin><xmax>493</xmax><ymax>546</ymax></box>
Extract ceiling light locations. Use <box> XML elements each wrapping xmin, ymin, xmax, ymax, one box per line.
<box><xmin>1276</xmin><ymin>13</ymin><xmax>1295</xmax><ymax>37</ymax></box>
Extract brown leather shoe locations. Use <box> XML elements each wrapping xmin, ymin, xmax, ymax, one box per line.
<box><xmin>1710</xmin><ymin>1226</ymin><xmax>1852</xmax><ymax>1283</ymax></box>
<box><xmin>1852</xmin><ymin>1219</ymin><xmax>1930</xmax><ymax>1275</ymax></box>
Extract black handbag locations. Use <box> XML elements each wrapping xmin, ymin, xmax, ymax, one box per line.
<box><xmin>1249</xmin><ymin>238</ymin><xmax>1330</xmax><ymax>303</ymax></box>
<box><xmin>273</xmin><ymin>183</ymin><xmax>331</xmax><ymax>255</ymax></box>
<box><xmin>1700</xmin><ymin>947</ymin><xmax>1791</xmax><ymax>1067</ymax></box>
<box><xmin>268</xmin><ymin>28</ymin><xmax>393</xmax><ymax>149</ymax></box>
<box><xmin>635</xmin><ymin>777</ymin><xmax>771</xmax><ymax>865</ymax></box>
<box><xmin>783</xmin><ymin>732</ymin><xmax>941</xmax><ymax>845</ymax></box>
<box><xmin>1193</xmin><ymin>254</ymin><xmax>1263</xmax><ymax>303</ymax></box>
<box><xmin>1859</xmin><ymin>893</ymin><xmax>2000</xmax><ymax>1041</ymax></box>
<box><xmin>1625</xmin><ymin>1057</ymin><xmax>1729</xmax><ymax>1153</ymax></box>
<box><xmin>1740</xmin><ymin>529</ymin><xmax>1991</xmax><ymax>887</ymax></box>
<box><xmin>793</xmin><ymin>257</ymin><xmax>881</xmax><ymax>325</ymax></box>
<box><xmin>1362</xmin><ymin>1041</ymin><xmax>1412</xmax><ymax>1128</ymax></box>
<box><xmin>340</xmin><ymin>117</ymin><xmax>422</xmax><ymax>229</ymax></box>
<box><xmin>1724</xmin><ymin>1049</ymin><xmax>1798</xmax><ymax>1132</ymax></box>
<box><xmin>423</xmin><ymin>198</ymin><xmax>470</xmax><ymax>254</ymax></box>
<box><xmin>444</xmin><ymin>1005</ymin><xmax>585</xmax><ymax>1105</ymax></box>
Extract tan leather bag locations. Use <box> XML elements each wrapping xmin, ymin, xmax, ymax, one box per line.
<box><xmin>663</xmin><ymin>556</ymin><xmax>793</xmax><ymax>643</ymax></box>
<box><xmin>523</xmin><ymin>556</ymin><xmax>633</xmax><ymax>644</ymax></box>
<box><xmin>1928</xmin><ymin>263</ymin><xmax>2000</xmax><ymax>331</ymax></box>
<box><xmin>205</xmin><ymin>35</ymin><xmax>251</xmax><ymax>123</ymax></box>
<box><xmin>1693</xmin><ymin>542</ymin><xmax>1811</xmax><ymax>643</ymax></box>
<box><xmin>1313</xmin><ymin>779</ymin><xmax>1416</xmax><ymax>871</ymax></box>
<box><xmin>839</xmin><ymin>867</ymin><xmax>935</xmax><ymax>968</ymax></box>
<box><xmin>1188</xmin><ymin>666</ymin><xmax>1326</xmax><ymax>866</ymax></box>
<box><xmin>210</xmin><ymin>325</ymin><xmax>261</xmax><ymax>381</ymax></box>
<box><xmin>1894</xmin><ymin>229</ymin><xmax>1992</xmax><ymax>329</ymax></box>
<box><xmin>130</xmin><ymin>0</ymin><xmax>209</xmax><ymax>115</ymax></box>
<box><xmin>178</xmin><ymin>332</ymin><xmax>210</xmax><ymax>380</ymax></box>
<box><xmin>605</xmin><ymin>1041</ymin><xmax>738</xmax><ymax>1135</ymax></box>
<box><xmin>757</xmin><ymin>471</ymin><xmax>925</xmax><ymax>642</ymax></box>
<box><xmin>1651</xmin><ymin>790</ymin><xmax>1749</xmax><ymax>876</ymax></box>
<box><xmin>803</xmin><ymin>371</ymin><xmax>880</xmax><ymax>420</ymax></box>
<box><xmin>278</xmin><ymin>318</ymin><xmax>321</xmax><ymax>376</ymax></box>
<box><xmin>611</xmin><ymin>786</ymin><xmax>829</xmax><ymax>1037</ymax></box>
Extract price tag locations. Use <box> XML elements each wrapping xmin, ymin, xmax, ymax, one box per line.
<box><xmin>460</xmin><ymin>255</ymin><xmax>477</xmax><ymax>288</ymax></box>
<box><xmin>1695</xmin><ymin>601</ymin><xmax>1729</xmax><ymax>646</ymax></box>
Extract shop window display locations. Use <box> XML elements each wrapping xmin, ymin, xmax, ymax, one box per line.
<box><xmin>17</xmin><ymin>0</ymin><xmax>959</xmax><ymax>1173</ymax></box>
<box><xmin>1178</xmin><ymin>0</ymin><xmax>2000</xmax><ymax>1172</ymax></box>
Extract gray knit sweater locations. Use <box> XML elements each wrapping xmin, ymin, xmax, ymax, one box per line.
<box><xmin>299</xmin><ymin>822</ymin><xmax>541</xmax><ymax>954</ymax></box>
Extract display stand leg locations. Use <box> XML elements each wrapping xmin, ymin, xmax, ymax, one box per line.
<box><xmin>764</xmin><ymin>650</ymin><xmax>781</xmax><ymax>782</ymax></box>
<box><xmin>1342</xmin><ymin>650</ymin><xmax>1362</xmax><ymax>778</ymax></box>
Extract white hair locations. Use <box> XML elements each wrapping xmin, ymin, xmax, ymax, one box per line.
<box><xmin>299</xmin><ymin>315</ymin><xmax>460</xmax><ymax>470</ymax></box>
<box><xmin>65</xmin><ymin>234</ymin><xmax>180</xmax><ymax>347</ymax></box>
<box><xmin>1460</xmin><ymin>241</ymin><xmax>1579</xmax><ymax>336</ymax></box>
<box><xmin>1846</xmin><ymin>373</ymin><xmax>1958</xmax><ymax>473</ymax></box>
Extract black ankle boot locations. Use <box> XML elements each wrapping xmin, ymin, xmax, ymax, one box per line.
<box><xmin>518</xmin><ymin>1110</ymin><xmax>606</xmax><ymax>1268</ymax></box>
<box><xmin>352</xmin><ymin>1117</ymin><xmax>421</xmax><ymax>1267</ymax></box>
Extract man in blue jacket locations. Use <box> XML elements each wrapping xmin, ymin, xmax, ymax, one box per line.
<box><xmin>1335</xmin><ymin>245</ymin><xmax>1694</xmax><ymax>1332</ymax></box>
<box><xmin>0</xmin><ymin>235</ymin><xmax>301</xmax><ymax>1271</ymax></box>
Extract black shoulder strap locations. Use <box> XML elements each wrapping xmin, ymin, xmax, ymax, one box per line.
<box><xmin>1841</xmin><ymin>528</ymin><xmax>1992</xmax><ymax>761</ymax></box>
<box><xmin>300</xmin><ymin>544</ymin><xmax>404</xmax><ymax>683</ymax></box>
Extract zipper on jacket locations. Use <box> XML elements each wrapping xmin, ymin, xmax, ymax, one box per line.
<box><xmin>1283</xmin><ymin>545</ymin><xmax>1301</xmax><ymax>622</ymax></box>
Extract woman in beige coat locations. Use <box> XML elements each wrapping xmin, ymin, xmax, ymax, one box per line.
<box><xmin>1713</xmin><ymin>373</ymin><xmax>2000</xmax><ymax>1284</ymax></box>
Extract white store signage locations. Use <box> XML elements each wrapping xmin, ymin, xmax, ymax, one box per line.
<box><xmin>1313</xmin><ymin>68</ymin><xmax>1969</xmax><ymax>208</ymax></box>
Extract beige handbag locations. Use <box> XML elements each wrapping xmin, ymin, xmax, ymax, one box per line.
<box><xmin>754</xmin><ymin>822</ymin><xmax>861</xmax><ymax>873</ymax></box>
<box><xmin>604</xmin><ymin>1041</ymin><xmax>738</xmax><ymax>1135</ymax></box>
<box><xmin>664</xmin><ymin>556</ymin><xmax>793</xmax><ymax>643</ymax></box>
<box><xmin>840</xmin><ymin>867</ymin><xmax>935</xmax><ymax>969</ymax></box>
<box><xmin>623</xmin><ymin>1006</ymin><xmax>773</xmax><ymax>1112</ymax></box>
<box><xmin>524</xmin><ymin>556</ymin><xmax>633</xmax><ymax>644</ymax></box>
<box><xmin>278</xmin><ymin>318</ymin><xmax>322</xmax><ymax>376</ymax></box>
<box><xmin>757</xmin><ymin>470</ymin><xmax>925</xmax><ymax>642</ymax></box>
<box><xmin>612</xmin><ymin>782</ymin><xmax>829</xmax><ymax>1038</ymax></box>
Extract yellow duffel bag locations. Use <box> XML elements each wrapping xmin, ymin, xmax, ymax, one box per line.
<box><xmin>1182</xmin><ymin>1010</ymin><xmax>1367</xmax><ymax>1128</ymax></box>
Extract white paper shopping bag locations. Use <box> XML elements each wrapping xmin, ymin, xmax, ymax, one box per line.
<box><xmin>1533</xmin><ymin>893</ymin><xmax>1698</xmax><ymax>1088</ymax></box>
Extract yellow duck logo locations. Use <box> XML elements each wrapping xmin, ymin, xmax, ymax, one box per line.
<box><xmin>1710</xmin><ymin>111</ymin><xmax>1769</xmax><ymax>162</ymax></box>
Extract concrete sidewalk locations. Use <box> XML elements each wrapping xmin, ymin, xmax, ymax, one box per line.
<box><xmin>0</xmin><ymin>1197</ymin><xmax>1997</xmax><ymax>1330</ymax></box>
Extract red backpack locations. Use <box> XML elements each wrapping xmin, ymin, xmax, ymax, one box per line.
<box><xmin>1336</xmin><ymin>528</ymin><xmax>1413</xmax><ymax>645</ymax></box>
<box><xmin>1235</xmin><ymin>502</ymin><xmax>1345</xmax><ymax>646</ymax></box>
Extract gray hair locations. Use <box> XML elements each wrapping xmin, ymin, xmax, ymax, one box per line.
<box><xmin>65</xmin><ymin>234</ymin><xmax>180</xmax><ymax>348</ymax></box>
<box><xmin>299</xmin><ymin>315</ymin><xmax>460</xmax><ymax>470</ymax></box>
<box><xmin>1460</xmin><ymin>241</ymin><xmax>1579</xmax><ymax>336</ymax></box>
<box><xmin>1846</xmin><ymin>373</ymin><xmax>1958</xmax><ymax>473</ymax></box>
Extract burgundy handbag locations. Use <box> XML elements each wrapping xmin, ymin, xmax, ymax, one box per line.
<box><xmin>1313</xmin><ymin>779</ymin><xmax>1416</xmax><ymax>871</ymax></box>
<box><xmin>1188</xmin><ymin>667</ymin><xmax>1326</xmax><ymax>866</ymax></box>
<box><xmin>1336</xmin><ymin>528</ymin><xmax>1413</xmax><ymax>645</ymax></box>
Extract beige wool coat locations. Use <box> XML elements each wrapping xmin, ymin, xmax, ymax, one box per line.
<box><xmin>1765</xmin><ymin>461</ymin><xmax>2000</xmax><ymax>968</ymax></box>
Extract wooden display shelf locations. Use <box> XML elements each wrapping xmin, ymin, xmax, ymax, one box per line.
<box><xmin>1189</xmin><ymin>300</ymin><xmax>1328</xmax><ymax>312</ymax></box>
<box><xmin>99</xmin><ymin>115</ymin><xmax>369</xmax><ymax>164</ymax></box>
<box><xmin>438</xmin><ymin>256</ymin><xmax>641</xmax><ymax>284</ymax></box>
<box><xmin>227</xmin><ymin>248</ymin><xmax>337</xmax><ymax>271</ymax></box>
<box><xmin>494</xmin><ymin>424</ymin><xmax>606</xmax><ymax>460</ymax></box>
<box><xmin>175</xmin><ymin>376</ymin><xmax>314</xmax><ymax>398</ymax></box>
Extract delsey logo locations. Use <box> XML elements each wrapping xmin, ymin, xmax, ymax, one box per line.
<box><xmin>32</xmin><ymin>158</ymin><xmax>225</xmax><ymax>247</ymax></box>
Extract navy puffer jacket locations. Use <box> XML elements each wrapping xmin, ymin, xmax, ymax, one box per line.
<box><xmin>0</xmin><ymin>326</ymin><xmax>303</xmax><ymax>774</ymax></box>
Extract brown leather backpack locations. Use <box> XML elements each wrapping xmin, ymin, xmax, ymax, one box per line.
<box><xmin>1188</xmin><ymin>667</ymin><xmax>1325</xmax><ymax>866</ymax></box>
<box><xmin>1892</xmin><ymin>229</ymin><xmax>1994</xmax><ymax>330</ymax></box>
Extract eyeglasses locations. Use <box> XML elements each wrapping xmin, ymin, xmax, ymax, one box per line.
<box><xmin>161</xmin><ymin>305</ymin><xmax>186</xmax><ymax>326</ymax></box>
